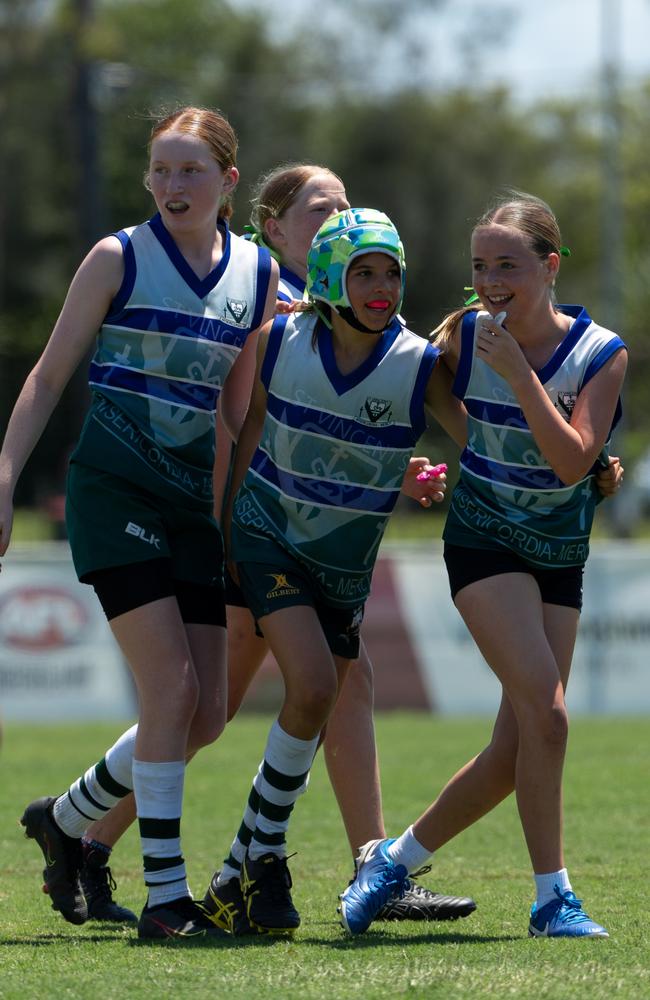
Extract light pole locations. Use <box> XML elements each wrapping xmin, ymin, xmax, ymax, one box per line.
<box><xmin>600</xmin><ymin>0</ymin><xmax>623</xmax><ymax>335</ymax></box>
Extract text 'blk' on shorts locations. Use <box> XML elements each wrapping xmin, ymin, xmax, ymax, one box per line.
<box><xmin>66</xmin><ymin>463</ymin><xmax>225</xmax><ymax>622</ymax></box>
<box><xmin>443</xmin><ymin>542</ymin><xmax>584</xmax><ymax>611</ymax></box>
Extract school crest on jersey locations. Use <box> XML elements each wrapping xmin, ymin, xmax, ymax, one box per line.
<box><xmin>225</xmin><ymin>298</ymin><xmax>249</xmax><ymax>325</ymax></box>
<box><xmin>557</xmin><ymin>391</ymin><xmax>577</xmax><ymax>417</ymax></box>
<box><xmin>358</xmin><ymin>396</ymin><xmax>393</xmax><ymax>426</ymax></box>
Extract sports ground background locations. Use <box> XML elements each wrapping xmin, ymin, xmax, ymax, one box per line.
<box><xmin>2</xmin><ymin>540</ymin><xmax>649</xmax><ymax>722</ymax></box>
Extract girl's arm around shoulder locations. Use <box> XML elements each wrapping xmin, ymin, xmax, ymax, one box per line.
<box><xmin>0</xmin><ymin>236</ymin><xmax>124</xmax><ymax>555</ymax></box>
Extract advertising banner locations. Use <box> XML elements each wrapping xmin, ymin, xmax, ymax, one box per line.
<box><xmin>0</xmin><ymin>544</ymin><xmax>136</xmax><ymax>721</ymax></box>
<box><xmin>391</xmin><ymin>540</ymin><xmax>650</xmax><ymax>715</ymax></box>
<box><xmin>2</xmin><ymin>541</ymin><xmax>648</xmax><ymax>719</ymax></box>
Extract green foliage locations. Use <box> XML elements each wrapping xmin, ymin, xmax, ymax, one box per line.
<box><xmin>0</xmin><ymin>716</ymin><xmax>648</xmax><ymax>999</ymax></box>
<box><xmin>0</xmin><ymin>0</ymin><xmax>645</xmax><ymax>511</ymax></box>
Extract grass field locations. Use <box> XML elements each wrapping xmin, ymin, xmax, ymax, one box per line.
<box><xmin>12</xmin><ymin>504</ymin><xmax>650</xmax><ymax>545</ymax></box>
<box><xmin>0</xmin><ymin>715</ymin><xmax>647</xmax><ymax>1000</ymax></box>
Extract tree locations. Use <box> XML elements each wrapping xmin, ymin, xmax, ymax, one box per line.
<box><xmin>1</xmin><ymin>0</ymin><xmax>645</xmax><ymax>515</ymax></box>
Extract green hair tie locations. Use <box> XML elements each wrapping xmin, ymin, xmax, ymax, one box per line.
<box><xmin>242</xmin><ymin>224</ymin><xmax>281</xmax><ymax>262</ymax></box>
<box><xmin>560</xmin><ymin>246</ymin><xmax>571</xmax><ymax>257</ymax></box>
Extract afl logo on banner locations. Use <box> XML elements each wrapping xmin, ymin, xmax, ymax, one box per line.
<box><xmin>0</xmin><ymin>586</ymin><xmax>89</xmax><ymax>651</ymax></box>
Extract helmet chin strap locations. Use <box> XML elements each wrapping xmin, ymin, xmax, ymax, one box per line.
<box><xmin>335</xmin><ymin>305</ymin><xmax>395</xmax><ymax>335</ymax></box>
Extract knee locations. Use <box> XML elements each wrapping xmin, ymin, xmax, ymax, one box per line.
<box><xmin>226</xmin><ymin>681</ymin><xmax>246</xmax><ymax>723</ymax></box>
<box><xmin>187</xmin><ymin>680</ymin><xmax>227</xmax><ymax>749</ymax></box>
<box><xmin>187</xmin><ymin>708</ymin><xmax>226</xmax><ymax>752</ymax></box>
<box><xmin>527</xmin><ymin>699</ymin><xmax>569</xmax><ymax>750</ymax></box>
<box><xmin>148</xmin><ymin>672</ymin><xmax>200</xmax><ymax>728</ymax></box>
<box><xmin>544</xmin><ymin>701</ymin><xmax>569</xmax><ymax>748</ymax></box>
<box><xmin>187</xmin><ymin>723</ymin><xmax>223</xmax><ymax>753</ymax></box>
<box><xmin>288</xmin><ymin>681</ymin><xmax>337</xmax><ymax>728</ymax></box>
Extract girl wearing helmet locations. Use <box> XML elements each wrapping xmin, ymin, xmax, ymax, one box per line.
<box><xmin>212</xmin><ymin>207</ymin><xmax>464</xmax><ymax>934</ymax></box>
<box><xmin>202</xmin><ymin>171</ymin><xmax>475</xmax><ymax>932</ymax></box>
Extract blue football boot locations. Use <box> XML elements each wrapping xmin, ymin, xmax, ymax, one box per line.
<box><xmin>529</xmin><ymin>885</ymin><xmax>609</xmax><ymax>938</ymax></box>
<box><xmin>339</xmin><ymin>838</ymin><xmax>408</xmax><ymax>935</ymax></box>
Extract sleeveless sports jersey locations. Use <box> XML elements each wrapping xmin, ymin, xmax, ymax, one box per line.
<box><xmin>240</xmin><ymin>226</ymin><xmax>305</xmax><ymax>303</ymax></box>
<box><xmin>70</xmin><ymin>213</ymin><xmax>272</xmax><ymax>510</ymax></box>
<box><xmin>444</xmin><ymin>306</ymin><xmax>625</xmax><ymax>567</ymax></box>
<box><xmin>232</xmin><ymin>311</ymin><xmax>439</xmax><ymax>606</ymax></box>
<box><xmin>215</xmin><ymin>262</ymin><xmax>305</xmax><ymax>508</ymax></box>
<box><xmin>277</xmin><ymin>265</ymin><xmax>305</xmax><ymax>304</ymax></box>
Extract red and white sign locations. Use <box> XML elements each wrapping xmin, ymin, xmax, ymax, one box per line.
<box><xmin>2</xmin><ymin>540</ymin><xmax>649</xmax><ymax>720</ymax></box>
<box><xmin>0</xmin><ymin>586</ymin><xmax>89</xmax><ymax>651</ymax></box>
<box><xmin>0</xmin><ymin>545</ymin><xmax>136</xmax><ymax>721</ymax></box>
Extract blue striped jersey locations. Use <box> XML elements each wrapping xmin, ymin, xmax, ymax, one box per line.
<box><xmin>71</xmin><ymin>213</ymin><xmax>272</xmax><ymax>509</ymax></box>
<box><xmin>443</xmin><ymin>306</ymin><xmax>625</xmax><ymax>567</ymax></box>
<box><xmin>232</xmin><ymin>310</ymin><xmax>439</xmax><ymax>606</ymax></box>
<box><xmin>277</xmin><ymin>265</ymin><xmax>305</xmax><ymax>304</ymax></box>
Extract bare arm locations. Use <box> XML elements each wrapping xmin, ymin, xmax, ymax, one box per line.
<box><xmin>219</xmin><ymin>257</ymin><xmax>279</xmax><ymax>442</ymax></box>
<box><xmin>477</xmin><ymin>314</ymin><xmax>627</xmax><ymax>484</ymax></box>
<box><xmin>221</xmin><ymin>323</ymin><xmax>271</xmax><ymax>562</ymax></box>
<box><xmin>212</xmin><ymin>408</ymin><xmax>233</xmax><ymax>525</ymax></box>
<box><xmin>398</xmin><ymin>344</ymin><xmax>466</xmax><ymax>510</ymax></box>
<box><xmin>423</xmin><ymin>358</ymin><xmax>468</xmax><ymax>450</ymax></box>
<box><xmin>419</xmin><ymin>322</ymin><xmax>468</xmax><ymax>449</ymax></box>
<box><xmin>214</xmin><ymin>259</ymin><xmax>279</xmax><ymax>524</ymax></box>
<box><xmin>219</xmin><ymin>331</ymin><xmax>259</xmax><ymax>445</ymax></box>
<box><xmin>398</xmin><ymin>337</ymin><xmax>468</xmax><ymax>510</ymax></box>
<box><xmin>0</xmin><ymin>237</ymin><xmax>124</xmax><ymax>555</ymax></box>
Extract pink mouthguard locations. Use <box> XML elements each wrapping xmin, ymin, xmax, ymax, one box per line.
<box><xmin>416</xmin><ymin>463</ymin><xmax>448</xmax><ymax>482</ymax></box>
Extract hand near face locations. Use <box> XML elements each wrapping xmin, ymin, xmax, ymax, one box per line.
<box><xmin>475</xmin><ymin>313</ymin><xmax>529</xmax><ymax>384</ymax></box>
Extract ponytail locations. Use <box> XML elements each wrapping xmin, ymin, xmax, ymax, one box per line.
<box><xmin>430</xmin><ymin>305</ymin><xmax>477</xmax><ymax>352</ymax></box>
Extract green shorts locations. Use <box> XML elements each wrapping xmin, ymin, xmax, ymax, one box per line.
<box><xmin>233</xmin><ymin>530</ymin><xmax>364</xmax><ymax>659</ymax></box>
<box><xmin>65</xmin><ymin>462</ymin><xmax>224</xmax><ymax>587</ymax></box>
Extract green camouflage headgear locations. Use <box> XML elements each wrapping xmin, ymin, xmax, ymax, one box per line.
<box><xmin>306</xmin><ymin>208</ymin><xmax>406</xmax><ymax>320</ymax></box>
